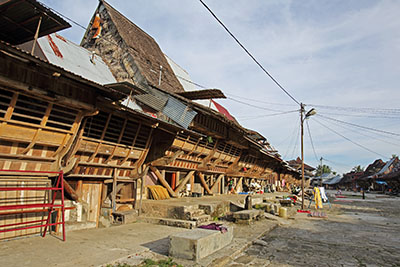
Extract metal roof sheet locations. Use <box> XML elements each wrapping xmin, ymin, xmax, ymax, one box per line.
<box><xmin>134</xmin><ymin>94</ymin><xmax>167</xmax><ymax>112</ymax></box>
<box><xmin>37</xmin><ymin>33</ymin><xmax>116</xmax><ymax>85</ymax></box>
<box><xmin>0</xmin><ymin>0</ymin><xmax>70</xmax><ymax>44</ymax></box>
<box><xmin>163</xmin><ymin>96</ymin><xmax>197</xmax><ymax>129</ymax></box>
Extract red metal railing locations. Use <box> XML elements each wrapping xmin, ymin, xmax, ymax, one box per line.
<box><xmin>0</xmin><ymin>170</ymin><xmax>66</xmax><ymax>241</ymax></box>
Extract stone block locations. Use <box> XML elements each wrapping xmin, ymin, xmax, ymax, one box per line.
<box><xmin>232</xmin><ymin>210</ymin><xmax>263</xmax><ymax>224</ymax></box>
<box><xmin>169</xmin><ymin>226</ymin><xmax>233</xmax><ymax>260</ymax></box>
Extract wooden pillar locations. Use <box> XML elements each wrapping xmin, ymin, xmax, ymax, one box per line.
<box><xmin>76</xmin><ymin>180</ymin><xmax>83</xmax><ymax>198</ymax></box>
<box><xmin>190</xmin><ymin>172</ymin><xmax>195</xmax><ymax>193</ymax></box>
<box><xmin>222</xmin><ymin>175</ymin><xmax>225</xmax><ymax>194</ymax></box>
<box><xmin>112</xmin><ymin>168</ymin><xmax>117</xmax><ymax>213</ymax></box>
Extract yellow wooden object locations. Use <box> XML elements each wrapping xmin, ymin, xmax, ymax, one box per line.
<box><xmin>147</xmin><ymin>185</ymin><xmax>170</xmax><ymax>200</ymax></box>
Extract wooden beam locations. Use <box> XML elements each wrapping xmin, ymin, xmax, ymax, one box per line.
<box><xmin>198</xmin><ymin>172</ymin><xmax>213</xmax><ymax>195</ymax></box>
<box><xmin>174</xmin><ymin>170</ymin><xmax>195</xmax><ymax>194</ymax></box>
<box><xmin>63</xmin><ymin>179</ymin><xmax>81</xmax><ymax>202</ymax></box>
<box><xmin>149</xmin><ymin>166</ymin><xmax>177</xmax><ymax>197</ymax></box>
<box><xmin>235</xmin><ymin>177</ymin><xmax>243</xmax><ymax>192</ymax></box>
<box><xmin>151</xmin><ymin>150</ymin><xmax>184</xmax><ymax>166</ymax></box>
<box><xmin>210</xmin><ymin>174</ymin><xmax>224</xmax><ymax>191</ymax></box>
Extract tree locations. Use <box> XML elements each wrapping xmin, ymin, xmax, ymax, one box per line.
<box><xmin>351</xmin><ymin>165</ymin><xmax>364</xmax><ymax>172</ymax></box>
<box><xmin>316</xmin><ymin>164</ymin><xmax>332</xmax><ymax>175</ymax></box>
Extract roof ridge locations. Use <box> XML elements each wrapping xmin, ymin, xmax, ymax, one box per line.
<box><xmin>100</xmin><ymin>0</ymin><xmax>156</xmax><ymax>43</ymax></box>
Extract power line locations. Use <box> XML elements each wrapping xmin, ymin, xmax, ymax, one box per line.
<box><xmin>237</xmin><ymin>109</ymin><xmax>299</xmax><ymax>120</ymax></box>
<box><xmin>314</xmin><ymin>118</ymin><xmax>388</xmax><ymax>159</ymax></box>
<box><xmin>318</xmin><ymin>111</ymin><xmax>400</xmax><ymax>120</ymax></box>
<box><xmin>283</xmin><ymin>117</ymin><xmax>300</xmax><ymax>159</ymax></box>
<box><xmin>323</xmin><ymin>158</ymin><xmax>353</xmax><ymax>168</ymax></box>
<box><xmin>305</xmin><ymin>119</ymin><xmax>319</xmax><ymax>162</ymax></box>
<box><xmin>39</xmin><ymin>1</ymin><xmax>87</xmax><ymax>30</ymax></box>
<box><xmin>317</xmin><ymin>114</ymin><xmax>400</xmax><ymax>137</ymax></box>
<box><xmin>308</xmin><ymin>103</ymin><xmax>400</xmax><ymax>115</ymax></box>
<box><xmin>175</xmin><ymin>74</ymin><xmax>207</xmax><ymax>89</ymax></box>
<box><xmin>198</xmin><ymin>0</ymin><xmax>300</xmax><ymax>105</ymax></box>
<box><xmin>227</xmin><ymin>97</ymin><xmax>294</xmax><ymax>112</ymax></box>
<box><xmin>225</xmin><ymin>93</ymin><xmax>298</xmax><ymax>107</ymax></box>
<box><xmin>317</xmin><ymin>115</ymin><xmax>400</xmax><ymax>148</ymax></box>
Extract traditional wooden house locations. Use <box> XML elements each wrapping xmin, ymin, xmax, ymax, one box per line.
<box><xmin>0</xmin><ymin>0</ymin><xmax>299</xmax><ymax>240</ymax></box>
<box><xmin>80</xmin><ymin>0</ymin><xmax>299</xmax><ymax>197</ymax></box>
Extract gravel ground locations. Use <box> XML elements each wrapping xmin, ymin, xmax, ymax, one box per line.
<box><xmin>228</xmin><ymin>193</ymin><xmax>400</xmax><ymax>267</ymax></box>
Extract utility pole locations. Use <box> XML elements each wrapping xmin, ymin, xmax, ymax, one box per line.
<box><xmin>300</xmin><ymin>104</ymin><xmax>316</xmax><ymax>210</ymax></box>
<box><xmin>300</xmin><ymin>103</ymin><xmax>305</xmax><ymax>210</ymax></box>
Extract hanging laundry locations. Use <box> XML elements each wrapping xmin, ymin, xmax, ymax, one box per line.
<box><xmin>314</xmin><ymin>187</ymin><xmax>323</xmax><ymax>209</ymax></box>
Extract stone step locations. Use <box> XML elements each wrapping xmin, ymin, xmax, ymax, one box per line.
<box><xmin>232</xmin><ymin>209</ymin><xmax>264</xmax><ymax>225</ymax></box>
<box><xmin>191</xmin><ymin>214</ymin><xmax>211</xmax><ymax>224</ymax></box>
<box><xmin>184</xmin><ymin>209</ymin><xmax>206</xmax><ymax>220</ymax></box>
<box><xmin>139</xmin><ymin>216</ymin><xmax>197</xmax><ymax>229</ymax></box>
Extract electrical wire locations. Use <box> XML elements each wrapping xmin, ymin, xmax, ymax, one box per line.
<box><xmin>317</xmin><ymin>115</ymin><xmax>400</xmax><ymax>148</ymax></box>
<box><xmin>198</xmin><ymin>0</ymin><xmax>300</xmax><ymax>105</ymax></box>
<box><xmin>283</xmin><ymin>117</ymin><xmax>300</xmax><ymax>159</ymax></box>
<box><xmin>308</xmin><ymin>103</ymin><xmax>400</xmax><ymax>115</ymax></box>
<box><xmin>175</xmin><ymin>74</ymin><xmax>207</xmax><ymax>89</ymax></box>
<box><xmin>227</xmin><ymin>97</ymin><xmax>294</xmax><ymax>112</ymax></box>
<box><xmin>317</xmin><ymin>114</ymin><xmax>400</xmax><ymax>137</ymax></box>
<box><xmin>318</xmin><ymin>111</ymin><xmax>400</xmax><ymax>120</ymax></box>
<box><xmin>305</xmin><ymin>120</ymin><xmax>320</xmax><ymax>162</ymax></box>
<box><xmin>313</xmin><ymin>118</ymin><xmax>388</xmax><ymax>159</ymax></box>
<box><xmin>39</xmin><ymin>1</ymin><xmax>87</xmax><ymax>30</ymax></box>
<box><xmin>323</xmin><ymin>158</ymin><xmax>353</xmax><ymax>168</ymax></box>
<box><xmin>225</xmin><ymin>93</ymin><xmax>298</xmax><ymax>107</ymax></box>
<box><xmin>290</xmin><ymin>128</ymin><xmax>300</xmax><ymax>160</ymax></box>
<box><xmin>237</xmin><ymin>109</ymin><xmax>299</xmax><ymax>121</ymax></box>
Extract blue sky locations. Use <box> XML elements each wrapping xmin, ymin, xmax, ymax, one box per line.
<box><xmin>40</xmin><ymin>0</ymin><xmax>400</xmax><ymax>174</ymax></box>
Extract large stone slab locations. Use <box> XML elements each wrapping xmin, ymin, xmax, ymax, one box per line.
<box><xmin>169</xmin><ymin>226</ymin><xmax>233</xmax><ymax>261</ymax></box>
<box><xmin>232</xmin><ymin>210</ymin><xmax>264</xmax><ymax>224</ymax></box>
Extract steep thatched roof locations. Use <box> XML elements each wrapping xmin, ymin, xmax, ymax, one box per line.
<box><xmin>99</xmin><ymin>0</ymin><xmax>184</xmax><ymax>93</ymax></box>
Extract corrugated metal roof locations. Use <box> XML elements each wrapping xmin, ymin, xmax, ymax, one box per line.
<box><xmin>134</xmin><ymin>94</ymin><xmax>167</xmax><ymax>112</ymax></box>
<box><xmin>163</xmin><ymin>96</ymin><xmax>197</xmax><ymax>129</ymax></box>
<box><xmin>37</xmin><ymin>33</ymin><xmax>116</xmax><ymax>85</ymax></box>
<box><xmin>0</xmin><ymin>0</ymin><xmax>70</xmax><ymax>44</ymax></box>
<box><xmin>323</xmin><ymin>175</ymin><xmax>343</xmax><ymax>185</ymax></box>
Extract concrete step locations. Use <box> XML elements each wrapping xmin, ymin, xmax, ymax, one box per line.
<box><xmin>139</xmin><ymin>216</ymin><xmax>197</xmax><ymax>229</ymax></box>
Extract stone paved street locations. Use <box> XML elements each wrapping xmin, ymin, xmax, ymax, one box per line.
<box><xmin>229</xmin><ymin>193</ymin><xmax>400</xmax><ymax>267</ymax></box>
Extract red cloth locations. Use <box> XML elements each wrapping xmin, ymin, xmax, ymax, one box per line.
<box><xmin>211</xmin><ymin>100</ymin><xmax>235</xmax><ymax>121</ymax></box>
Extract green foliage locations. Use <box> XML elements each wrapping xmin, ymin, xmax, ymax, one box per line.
<box><xmin>316</xmin><ymin>164</ymin><xmax>332</xmax><ymax>175</ymax></box>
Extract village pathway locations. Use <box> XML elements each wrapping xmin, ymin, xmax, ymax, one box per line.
<box><xmin>228</xmin><ymin>192</ymin><xmax>400</xmax><ymax>267</ymax></box>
